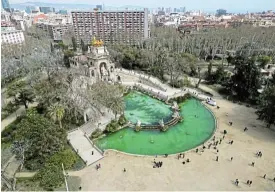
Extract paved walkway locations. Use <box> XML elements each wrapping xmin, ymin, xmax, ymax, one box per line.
<box><xmin>68</xmin><ymin>129</ymin><xmax>104</xmax><ymax>166</ymax></box>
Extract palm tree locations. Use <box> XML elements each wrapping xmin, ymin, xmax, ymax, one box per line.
<box><xmin>47</xmin><ymin>103</ymin><xmax>65</xmax><ymax>129</ymax></box>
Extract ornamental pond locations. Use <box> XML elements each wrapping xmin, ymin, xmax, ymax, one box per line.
<box><xmin>95</xmin><ymin>91</ymin><xmax>216</xmax><ymax>155</ymax></box>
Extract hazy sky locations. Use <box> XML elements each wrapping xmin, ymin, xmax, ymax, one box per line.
<box><xmin>10</xmin><ymin>0</ymin><xmax>275</xmax><ymax>12</ymax></box>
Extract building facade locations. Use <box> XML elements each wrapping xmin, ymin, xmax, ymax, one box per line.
<box><xmin>1</xmin><ymin>0</ymin><xmax>10</xmax><ymax>12</ymax></box>
<box><xmin>36</xmin><ymin>22</ymin><xmax>73</xmax><ymax>41</ymax></box>
<box><xmin>39</xmin><ymin>7</ymin><xmax>55</xmax><ymax>14</ymax></box>
<box><xmin>1</xmin><ymin>27</ymin><xmax>25</xmax><ymax>44</ymax></box>
<box><xmin>71</xmin><ymin>9</ymin><xmax>150</xmax><ymax>45</ymax></box>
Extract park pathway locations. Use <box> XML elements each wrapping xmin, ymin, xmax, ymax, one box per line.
<box><xmin>1</xmin><ymin>102</ymin><xmax>38</xmax><ymax>132</ymax></box>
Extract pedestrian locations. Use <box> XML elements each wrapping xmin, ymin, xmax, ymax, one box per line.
<box><xmin>92</xmin><ymin>151</ymin><xmax>94</xmax><ymax>155</ymax></box>
<box><xmin>196</xmin><ymin>148</ymin><xmax>199</xmax><ymax>153</ymax></box>
<box><xmin>217</xmin><ymin>149</ymin><xmax>219</xmax><ymax>153</ymax></box>
<box><xmin>259</xmin><ymin>152</ymin><xmax>262</xmax><ymax>157</ymax></box>
<box><xmin>263</xmin><ymin>174</ymin><xmax>266</xmax><ymax>179</ymax></box>
<box><xmin>187</xmin><ymin>158</ymin><xmax>190</xmax><ymax>163</ymax></box>
<box><xmin>231</xmin><ymin>140</ymin><xmax>234</xmax><ymax>145</ymax></box>
<box><xmin>99</xmin><ymin>163</ymin><xmax>101</xmax><ymax>168</ymax></box>
<box><xmin>216</xmin><ymin>156</ymin><xmax>219</xmax><ymax>161</ymax></box>
<box><xmin>223</xmin><ymin>135</ymin><xmax>225</xmax><ymax>139</ymax></box>
<box><xmin>96</xmin><ymin>165</ymin><xmax>99</xmax><ymax>171</ymax></box>
<box><xmin>247</xmin><ymin>180</ymin><xmax>250</xmax><ymax>185</ymax></box>
<box><xmin>235</xmin><ymin>179</ymin><xmax>239</xmax><ymax>186</ymax></box>
<box><xmin>244</xmin><ymin>127</ymin><xmax>248</xmax><ymax>132</ymax></box>
<box><xmin>249</xmin><ymin>180</ymin><xmax>252</xmax><ymax>186</ymax></box>
<box><xmin>182</xmin><ymin>153</ymin><xmax>185</xmax><ymax>159</ymax></box>
<box><xmin>178</xmin><ymin>154</ymin><xmax>180</xmax><ymax>160</ymax></box>
<box><xmin>160</xmin><ymin>161</ymin><xmax>163</xmax><ymax>167</ymax></box>
<box><xmin>79</xmin><ymin>186</ymin><xmax>82</xmax><ymax>190</ymax></box>
<box><xmin>251</xmin><ymin>162</ymin><xmax>255</xmax><ymax>167</ymax></box>
<box><xmin>273</xmin><ymin>177</ymin><xmax>275</xmax><ymax>182</ymax></box>
<box><xmin>123</xmin><ymin>168</ymin><xmax>126</xmax><ymax>172</ymax></box>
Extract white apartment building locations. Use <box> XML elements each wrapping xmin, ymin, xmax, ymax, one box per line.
<box><xmin>1</xmin><ymin>27</ymin><xmax>25</xmax><ymax>44</ymax></box>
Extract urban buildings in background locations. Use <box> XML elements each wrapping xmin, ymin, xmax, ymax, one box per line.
<box><xmin>96</xmin><ymin>5</ymin><xmax>103</xmax><ymax>11</ymax></box>
<box><xmin>1</xmin><ymin>0</ymin><xmax>275</xmax><ymax>45</ymax></box>
<box><xmin>39</xmin><ymin>7</ymin><xmax>55</xmax><ymax>14</ymax></box>
<box><xmin>1</xmin><ymin>0</ymin><xmax>11</xmax><ymax>12</ymax></box>
<box><xmin>1</xmin><ymin>26</ymin><xmax>25</xmax><ymax>44</ymax></box>
<box><xmin>71</xmin><ymin>9</ymin><xmax>150</xmax><ymax>45</ymax></box>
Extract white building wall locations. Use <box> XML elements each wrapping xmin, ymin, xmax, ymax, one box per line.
<box><xmin>1</xmin><ymin>30</ymin><xmax>25</xmax><ymax>44</ymax></box>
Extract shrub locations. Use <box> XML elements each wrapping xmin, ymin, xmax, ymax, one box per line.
<box><xmin>118</xmin><ymin>115</ymin><xmax>127</xmax><ymax>126</ymax></box>
<box><xmin>35</xmin><ymin>163</ymin><xmax>63</xmax><ymax>190</ymax></box>
<box><xmin>47</xmin><ymin>149</ymin><xmax>78</xmax><ymax>170</ymax></box>
<box><xmin>135</xmin><ymin>125</ymin><xmax>141</xmax><ymax>132</ymax></box>
<box><xmin>105</xmin><ymin>120</ymin><xmax>119</xmax><ymax>133</ymax></box>
<box><xmin>169</xmin><ymin>93</ymin><xmax>192</xmax><ymax>104</ymax></box>
<box><xmin>90</xmin><ymin>129</ymin><xmax>103</xmax><ymax>139</ymax></box>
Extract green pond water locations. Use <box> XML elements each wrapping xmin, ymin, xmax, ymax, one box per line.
<box><xmin>95</xmin><ymin>91</ymin><xmax>216</xmax><ymax>155</ymax></box>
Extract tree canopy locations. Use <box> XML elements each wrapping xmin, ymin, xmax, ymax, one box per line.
<box><xmin>15</xmin><ymin>109</ymin><xmax>66</xmax><ymax>170</ymax></box>
<box><xmin>257</xmin><ymin>85</ymin><xmax>275</xmax><ymax>127</ymax></box>
<box><xmin>227</xmin><ymin>55</ymin><xmax>261</xmax><ymax>102</ymax></box>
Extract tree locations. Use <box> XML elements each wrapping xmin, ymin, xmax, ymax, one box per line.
<box><xmin>63</xmin><ymin>49</ymin><xmax>74</xmax><ymax>68</ymax></box>
<box><xmin>47</xmin><ymin>103</ymin><xmax>65</xmax><ymax>129</ymax></box>
<box><xmin>80</xmin><ymin>39</ymin><xmax>85</xmax><ymax>54</ymax></box>
<box><xmin>257</xmin><ymin>85</ymin><xmax>275</xmax><ymax>127</ymax></box>
<box><xmin>227</xmin><ymin>55</ymin><xmax>261</xmax><ymax>102</ymax></box>
<box><xmin>7</xmin><ymin>80</ymin><xmax>35</xmax><ymax>109</ymax></box>
<box><xmin>47</xmin><ymin>149</ymin><xmax>77</xmax><ymax>169</ymax></box>
<box><xmin>15</xmin><ymin>109</ymin><xmax>66</xmax><ymax>170</ymax></box>
<box><xmin>216</xmin><ymin>9</ymin><xmax>227</xmax><ymax>17</ymax></box>
<box><xmin>35</xmin><ymin>163</ymin><xmax>63</xmax><ymax>190</ymax></box>
<box><xmin>72</xmin><ymin>37</ymin><xmax>77</xmax><ymax>52</ymax></box>
<box><xmin>258</xmin><ymin>55</ymin><xmax>271</xmax><ymax>69</ymax></box>
<box><xmin>11</xmin><ymin>140</ymin><xmax>30</xmax><ymax>170</ymax></box>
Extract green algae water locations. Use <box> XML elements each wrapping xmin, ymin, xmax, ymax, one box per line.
<box><xmin>124</xmin><ymin>91</ymin><xmax>173</xmax><ymax>125</ymax></box>
<box><xmin>95</xmin><ymin>91</ymin><xmax>216</xmax><ymax>155</ymax></box>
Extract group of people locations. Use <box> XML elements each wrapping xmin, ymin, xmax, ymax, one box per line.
<box><xmin>256</xmin><ymin>151</ymin><xmax>263</xmax><ymax>157</ymax></box>
<box><xmin>153</xmin><ymin>160</ymin><xmax>163</xmax><ymax>168</ymax></box>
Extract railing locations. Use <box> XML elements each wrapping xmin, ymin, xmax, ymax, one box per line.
<box><xmin>133</xmin><ymin>84</ymin><xmax>168</xmax><ymax>101</ymax></box>
<box><xmin>84</xmin><ymin>134</ymin><xmax>104</xmax><ymax>155</ymax></box>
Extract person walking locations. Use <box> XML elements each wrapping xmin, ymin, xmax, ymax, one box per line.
<box><xmin>251</xmin><ymin>162</ymin><xmax>255</xmax><ymax>167</ymax></box>
<box><xmin>123</xmin><ymin>168</ymin><xmax>126</xmax><ymax>172</ymax></box>
<box><xmin>231</xmin><ymin>157</ymin><xmax>233</xmax><ymax>161</ymax></box>
<box><xmin>216</xmin><ymin>156</ymin><xmax>219</xmax><ymax>161</ymax></box>
<box><xmin>249</xmin><ymin>180</ymin><xmax>252</xmax><ymax>186</ymax></box>
<box><xmin>235</xmin><ymin>179</ymin><xmax>239</xmax><ymax>186</ymax></box>
<box><xmin>263</xmin><ymin>174</ymin><xmax>266</xmax><ymax>179</ymax></box>
<box><xmin>92</xmin><ymin>151</ymin><xmax>94</xmax><ymax>155</ymax></box>
<box><xmin>247</xmin><ymin>180</ymin><xmax>250</xmax><ymax>185</ymax></box>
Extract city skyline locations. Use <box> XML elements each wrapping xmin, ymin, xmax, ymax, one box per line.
<box><xmin>9</xmin><ymin>0</ymin><xmax>275</xmax><ymax>13</ymax></box>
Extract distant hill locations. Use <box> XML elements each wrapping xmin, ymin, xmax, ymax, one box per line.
<box><xmin>10</xmin><ymin>1</ymin><xmax>146</xmax><ymax>11</ymax></box>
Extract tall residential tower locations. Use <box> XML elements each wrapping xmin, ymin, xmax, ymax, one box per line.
<box><xmin>71</xmin><ymin>9</ymin><xmax>150</xmax><ymax>45</ymax></box>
